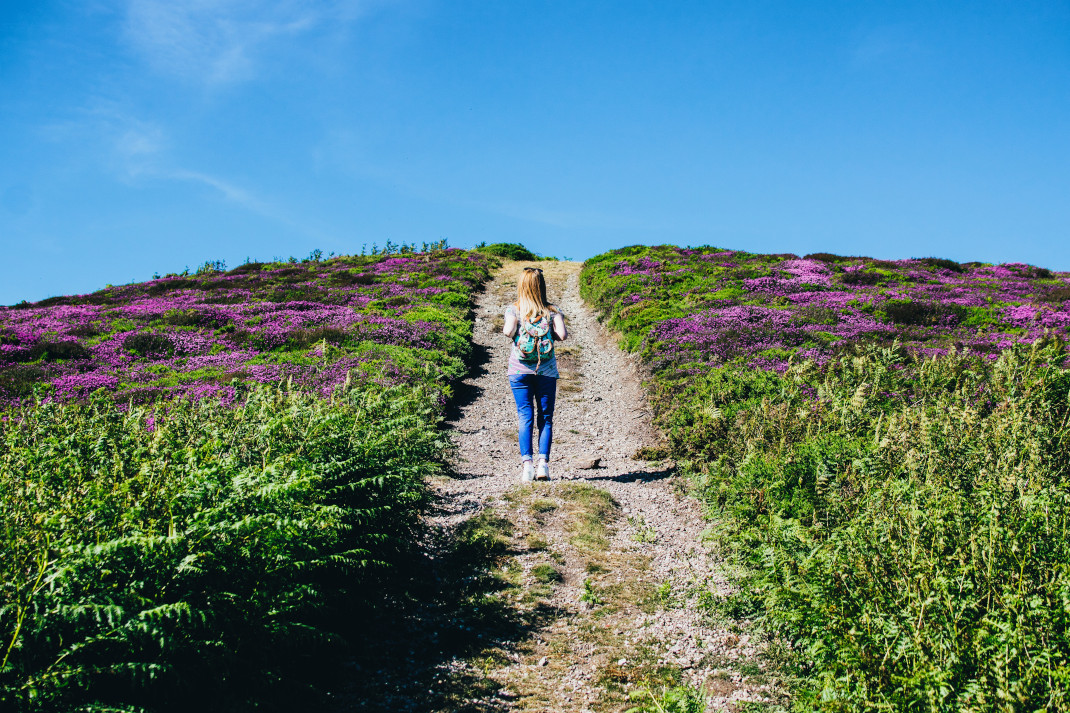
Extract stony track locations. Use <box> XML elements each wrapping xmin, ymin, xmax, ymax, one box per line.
<box><xmin>332</xmin><ymin>261</ymin><xmax>782</xmax><ymax>712</ymax></box>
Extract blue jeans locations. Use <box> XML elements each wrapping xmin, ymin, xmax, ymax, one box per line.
<box><xmin>509</xmin><ymin>374</ymin><xmax>557</xmax><ymax>461</ymax></box>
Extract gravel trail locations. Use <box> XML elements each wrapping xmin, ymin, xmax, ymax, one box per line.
<box><xmin>440</xmin><ymin>261</ymin><xmax>777</xmax><ymax>710</ymax></box>
<box><xmin>334</xmin><ymin>261</ymin><xmax>781</xmax><ymax>711</ymax></box>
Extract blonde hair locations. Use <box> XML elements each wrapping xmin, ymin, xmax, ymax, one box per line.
<box><xmin>515</xmin><ymin>267</ymin><xmax>555</xmax><ymax>321</ymax></box>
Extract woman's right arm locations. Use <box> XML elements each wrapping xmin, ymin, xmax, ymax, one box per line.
<box><xmin>503</xmin><ymin>309</ymin><xmax>518</xmax><ymax>337</ymax></box>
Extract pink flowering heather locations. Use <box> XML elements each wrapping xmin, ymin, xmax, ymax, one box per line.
<box><xmin>582</xmin><ymin>245</ymin><xmax>1070</xmax><ymax>376</ymax></box>
<box><xmin>0</xmin><ymin>248</ymin><xmax>494</xmax><ymax>407</ymax></box>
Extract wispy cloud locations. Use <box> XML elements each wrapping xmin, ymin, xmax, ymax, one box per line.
<box><xmin>82</xmin><ymin>107</ymin><xmax>308</xmax><ymax>231</ymax></box>
<box><xmin>123</xmin><ymin>0</ymin><xmax>370</xmax><ymax>84</ymax></box>
<box><xmin>165</xmin><ymin>168</ymin><xmax>268</xmax><ymax>213</ymax></box>
<box><xmin>163</xmin><ymin>165</ymin><xmax>337</xmax><ymax>243</ymax></box>
<box><xmin>113</xmin><ymin>121</ymin><xmax>167</xmax><ymax>178</ymax></box>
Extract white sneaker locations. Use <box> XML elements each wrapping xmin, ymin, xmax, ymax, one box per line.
<box><xmin>521</xmin><ymin>461</ymin><xmax>535</xmax><ymax>482</ymax></box>
<box><xmin>535</xmin><ymin>460</ymin><xmax>550</xmax><ymax>480</ymax></box>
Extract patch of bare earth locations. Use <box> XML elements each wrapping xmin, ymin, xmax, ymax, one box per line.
<box><xmin>329</xmin><ymin>261</ymin><xmax>787</xmax><ymax>712</ymax></box>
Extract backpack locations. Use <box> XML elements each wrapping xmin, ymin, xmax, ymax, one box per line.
<box><xmin>514</xmin><ymin>310</ymin><xmax>555</xmax><ymax>366</ymax></box>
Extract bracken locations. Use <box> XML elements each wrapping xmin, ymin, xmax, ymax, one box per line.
<box><xmin>582</xmin><ymin>244</ymin><xmax>1070</xmax><ymax>712</ymax></box>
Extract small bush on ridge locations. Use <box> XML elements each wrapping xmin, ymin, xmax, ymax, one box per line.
<box><xmin>474</xmin><ymin>242</ymin><xmax>538</xmax><ymax>261</ymax></box>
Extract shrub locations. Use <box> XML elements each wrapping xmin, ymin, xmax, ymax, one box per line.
<box><xmin>196</xmin><ymin>279</ymin><xmax>239</xmax><ymax>291</ymax></box>
<box><xmin>264</xmin><ymin>286</ymin><xmax>329</xmax><ymax>303</ymax></box>
<box><xmin>657</xmin><ymin>341</ymin><xmax>1070</xmax><ymax>711</ymax></box>
<box><xmin>67</xmin><ymin>323</ymin><xmax>103</xmax><ymax>338</ymax></box>
<box><xmin>272</xmin><ymin>267</ymin><xmax>309</xmax><ymax>280</ymax></box>
<box><xmin>160</xmin><ymin>310</ymin><xmax>229</xmax><ymax>328</ymax></box>
<box><xmin>32</xmin><ymin>295</ymin><xmax>76</xmax><ymax>308</ymax></box>
<box><xmin>1040</xmin><ymin>286</ymin><xmax>1070</xmax><ymax>303</ymax></box>
<box><xmin>474</xmin><ymin>242</ymin><xmax>538</xmax><ymax>261</ymax></box>
<box><xmin>1</xmin><ymin>247</ymin><xmax>494</xmax><ymax>405</ymax></box>
<box><xmin>289</xmin><ymin>326</ymin><xmax>350</xmax><ymax>348</ymax></box>
<box><xmin>226</xmin><ymin>261</ymin><xmax>266</xmax><ymax>275</ymax></box>
<box><xmin>0</xmin><ymin>246</ymin><xmax>498</xmax><ymax>708</ymax></box>
<box><xmin>195</xmin><ymin>259</ymin><xmax>227</xmax><ymax>275</ymax></box>
<box><xmin>1</xmin><ymin>342</ymin><xmax>91</xmax><ymax>364</ymax></box>
<box><xmin>1013</xmin><ymin>265</ymin><xmax>1054</xmax><ymax>279</ymax></box>
<box><xmin>840</xmin><ymin>270</ymin><xmax>884</xmax><ymax>285</ymax></box>
<box><xmin>880</xmin><ymin>299</ymin><xmax>967</xmax><ymax>326</ymax></box>
<box><xmin>917</xmin><ymin>256</ymin><xmax>965</xmax><ymax>272</ymax></box>
<box><xmin>36</xmin><ymin>341</ymin><xmax>92</xmax><ymax>361</ymax></box>
<box><xmin>198</xmin><ymin>293</ymin><xmax>248</xmax><ymax>305</ymax></box>
<box><xmin>378</xmin><ymin>295</ymin><xmax>412</xmax><ymax>307</ymax></box>
<box><xmin>792</xmin><ymin>306</ymin><xmax>839</xmax><ymax>325</ymax></box>
<box><xmin>123</xmin><ymin>333</ymin><xmax>175</xmax><ymax>357</ymax></box>
<box><xmin>0</xmin><ymin>365</ymin><xmax>47</xmax><ymax>398</ymax></box>
<box><xmin>804</xmin><ymin>252</ymin><xmax>873</xmax><ymax>262</ymax></box>
<box><xmin>0</xmin><ymin>385</ymin><xmax>440</xmax><ymax>712</ymax></box>
<box><xmin>725</xmin><ymin>344</ymin><xmax>1070</xmax><ymax>711</ymax></box>
<box><xmin>329</xmin><ymin>271</ymin><xmax>375</xmax><ymax>286</ymax></box>
<box><xmin>146</xmin><ymin>278</ymin><xmax>199</xmax><ymax>294</ymax></box>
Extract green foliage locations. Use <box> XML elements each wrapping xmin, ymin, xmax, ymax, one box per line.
<box><xmin>583</xmin><ymin>246</ymin><xmax>1070</xmax><ymax>711</ymax></box>
<box><xmin>362</xmin><ymin>239</ymin><xmax>448</xmax><ymax>256</ymax></box>
<box><xmin>195</xmin><ymin>259</ymin><xmax>227</xmax><ymax>275</ymax></box>
<box><xmin>916</xmin><ymin>256</ymin><xmax>965</xmax><ymax>273</ymax></box>
<box><xmin>0</xmin><ymin>246</ymin><xmax>497</xmax><ymax>710</ymax></box>
<box><xmin>473</xmin><ymin>242</ymin><xmax>538</xmax><ymax>261</ymax></box>
<box><xmin>122</xmin><ymin>333</ymin><xmax>175</xmax><ymax>357</ymax></box>
<box><xmin>580</xmin><ymin>578</ymin><xmax>604</xmax><ymax>606</ymax></box>
<box><xmin>625</xmin><ymin>684</ymin><xmax>708</xmax><ymax>713</ymax></box>
<box><xmin>2</xmin><ymin>342</ymin><xmax>92</xmax><ymax>363</ymax></box>
<box><xmin>0</xmin><ymin>382</ymin><xmax>444</xmax><ymax>712</ymax></box>
<box><xmin>530</xmin><ymin>564</ymin><xmax>562</xmax><ymax>584</ymax></box>
<box><xmin>671</xmin><ymin>343</ymin><xmax>1070</xmax><ymax>711</ymax></box>
<box><xmin>878</xmin><ymin>299</ymin><xmax>967</xmax><ymax>326</ymax></box>
<box><xmin>454</xmin><ymin>511</ymin><xmax>514</xmax><ymax>561</ymax></box>
<box><xmin>629</xmin><ymin>515</ymin><xmax>658</xmax><ymax>543</ymax></box>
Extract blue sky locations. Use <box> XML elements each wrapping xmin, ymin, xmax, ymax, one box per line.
<box><xmin>1</xmin><ymin>0</ymin><xmax>1069</xmax><ymax>304</ymax></box>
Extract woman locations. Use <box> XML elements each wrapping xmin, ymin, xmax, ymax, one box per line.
<box><xmin>503</xmin><ymin>267</ymin><xmax>568</xmax><ymax>482</ymax></box>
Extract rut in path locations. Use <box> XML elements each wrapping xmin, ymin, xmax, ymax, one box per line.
<box><xmin>331</xmin><ymin>261</ymin><xmax>783</xmax><ymax>712</ymax></box>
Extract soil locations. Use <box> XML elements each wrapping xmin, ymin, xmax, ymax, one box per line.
<box><xmin>329</xmin><ymin>261</ymin><xmax>785</xmax><ymax>712</ymax></box>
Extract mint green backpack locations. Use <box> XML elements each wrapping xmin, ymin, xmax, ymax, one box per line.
<box><xmin>514</xmin><ymin>312</ymin><xmax>555</xmax><ymax>366</ymax></box>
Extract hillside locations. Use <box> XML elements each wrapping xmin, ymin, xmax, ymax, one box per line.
<box><xmin>582</xmin><ymin>246</ymin><xmax>1070</xmax><ymax>371</ymax></box>
<box><xmin>0</xmin><ymin>248</ymin><xmax>493</xmax><ymax>406</ymax></box>
<box><xmin>582</xmin><ymin>245</ymin><xmax>1070</xmax><ymax>711</ymax></box>
<box><xmin>5</xmin><ymin>242</ymin><xmax>1070</xmax><ymax>712</ymax></box>
<box><xmin>0</xmin><ymin>247</ymin><xmax>498</xmax><ymax>713</ymax></box>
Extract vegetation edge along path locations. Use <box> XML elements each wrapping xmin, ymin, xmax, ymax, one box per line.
<box><xmin>579</xmin><ymin>245</ymin><xmax>1070</xmax><ymax>711</ymax></box>
<box><xmin>0</xmin><ymin>247</ymin><xmax>496</xmax><ymax>712</ymax></box>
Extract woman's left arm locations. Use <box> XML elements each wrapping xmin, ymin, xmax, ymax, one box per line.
<box><xmin>503</xmin><ymin>310</ymin><xmax>518</xmax><ymax>338</ymax></box>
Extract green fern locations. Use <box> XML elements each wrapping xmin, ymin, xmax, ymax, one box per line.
<box><xmin>0</xmin><ymin>382</ymin><xmax>448</xmax><ymax>711</ymax></box>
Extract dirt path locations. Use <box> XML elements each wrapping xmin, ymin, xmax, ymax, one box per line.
<box><xmin>332</xmin><ymin>261</ymin><xmax>782</xmax><ymax>712</ymax></box>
